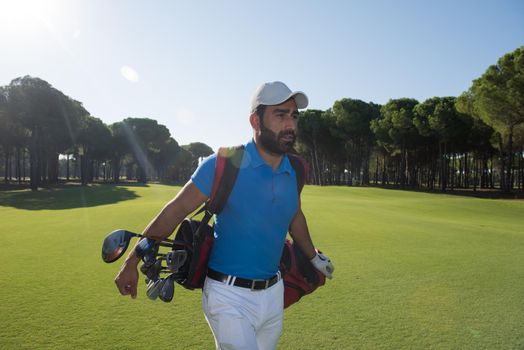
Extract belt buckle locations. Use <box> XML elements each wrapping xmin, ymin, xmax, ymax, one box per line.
<box><xmin>250</xmin><ymin>279</ymin><xmax>267</xmax><ymax>291</ymax></box>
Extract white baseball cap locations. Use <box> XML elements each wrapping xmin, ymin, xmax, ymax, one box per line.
<box><xmin>250</xmin><ymin>81</ymin><xmax>308</xmax><ymax>113</ymax></box>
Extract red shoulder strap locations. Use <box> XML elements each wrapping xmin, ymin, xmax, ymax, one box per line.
<box><xmin>206</xmin><ymin>146</ymin><xmax>244</xmax><ymax>214</ymax></box>
<box><xmin>209</xmin><ymin>148</ymin><xmax>228</xmax><ymax>203</ymax></box>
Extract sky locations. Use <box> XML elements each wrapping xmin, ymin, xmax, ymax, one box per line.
<box><xmin>1</xmin><ymin>0</ymin><xmax>523</xmax><ymax>151</ymax></box>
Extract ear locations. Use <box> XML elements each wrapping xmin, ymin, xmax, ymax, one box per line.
<box><xmin>250</xmin><ymin>113</ymin><xmax>260</xmax><ymax>131</ymax></box>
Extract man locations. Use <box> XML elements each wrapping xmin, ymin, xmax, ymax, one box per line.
<box><xmin>115</xmin><ymin>81</ymin><xmax>334</xmax><ymax>350</ymax></box>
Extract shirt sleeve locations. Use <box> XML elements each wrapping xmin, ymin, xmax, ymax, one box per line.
<box><xmin>190</xmin><ymin>153</ymin><xmax>217</xmax><ymax>197</ymax></box>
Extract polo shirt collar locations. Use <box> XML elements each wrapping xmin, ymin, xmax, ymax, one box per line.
<box><xmin>246</xmin><ymin>139</ymin><xmax>292</xmax><ymax>175</ymax></box>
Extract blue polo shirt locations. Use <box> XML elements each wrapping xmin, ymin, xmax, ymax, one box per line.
<box><xmin>191</xmin><ymin>139</ymin><xmax>299</xmax><ymax>280</ymax></box>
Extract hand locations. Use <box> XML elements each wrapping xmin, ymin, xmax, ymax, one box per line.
<box><xmin>115</xmin><ymin>262</ymin><xmax>139</xmax><ymax>298</ymax></box>
<box><xmin>310</xmin><ymin>253</ymin><xmax>334</xmax><ymax>279</ymax></box>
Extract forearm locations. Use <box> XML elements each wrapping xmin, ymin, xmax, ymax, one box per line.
<box><xmin>123</xmin><ymin>181</ymin><xmax>207</xmax><ymax>266</ymax></box>
<box><xmin>122</xmin><ymin>201</ymin><xmax>186</xmax><ymax>266</ymax></box>
<box><xmin>290</xmin><ymin>203</ymin><xmax>335</xmax><ymax>279</ymax></box>
<box><xmin>142</xmin><ymin>200</ymin><xmax>191</xmax><ymax>241</ymax></box>
<box><xmin>289</xmin><ymin>208</ymin><xmax>316</xmax><ymax>259</ymax></box>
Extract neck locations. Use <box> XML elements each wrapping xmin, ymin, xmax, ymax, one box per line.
<box><xmin>253</xmin><ymin>139</ymin><xmax>284</xmax><ymax>171</ymax></box>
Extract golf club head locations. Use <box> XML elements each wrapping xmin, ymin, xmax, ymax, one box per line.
<box><xmin>143</xmin><ymin>244</ymin><xmax>159</xmax><ymax>264</ymax></box>
<box><xmin>101</xmin><ymin>229</ymin><xmax>139</xmax><ymax>263</ymax></box>
<box><xmin>140</xmin><ymin>261</ymin><xmax>153</xmax><ymax>275</ymax></box>
<box><xmin>165</xmin><ymin>250</ymin><xmax>188</xmax><ymax>273</ymax></box>
<box><xmin>146</xmin><ymin>259</ymin><xmax>163</xmax><ymax>281</ymax></box>
<box><xmin>140</xmin><ymin>244</ymin><xmax>161</xmax><ymax>275</ymax></box>
<box><xmin>159</xmin><ymin>274</ymin><xmax>175</xmax><ymax>302</ymax></box>
<box><xmin>146</xmin><ymin>278</ymin><xmax>164</xmax><ymax>300</ymax></box>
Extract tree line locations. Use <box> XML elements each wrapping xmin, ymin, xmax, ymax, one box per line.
<box><xmin>296</xmin><ymin>46</ymin><xmax>523</xmax><ymax>193</ymax></box>
<box><xmin>1</xmin><ymin>46</ymin><xmax>523</xmax><ymax>193</ymax></box>
<box><xmin>0</xmin><ymin>76</ymin><xmax>213</xmax><ymax>191</ymax></box>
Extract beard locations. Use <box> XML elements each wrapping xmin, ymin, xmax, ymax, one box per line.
<box><xmin>258</xmin><ymin>122</ymin><xmax>296</xmax><ymax>155</ymax></box>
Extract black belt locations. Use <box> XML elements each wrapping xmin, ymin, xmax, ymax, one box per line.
<box><xmin>207</xmin><ymin>268</ymin><xmax>281</xmax><ymax>290</ymax></box>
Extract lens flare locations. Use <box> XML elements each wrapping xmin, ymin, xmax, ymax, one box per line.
<box><xmin>120</xmin><ymin>65</ymin><xmax>139</xmax><ymax>83</ymax></box>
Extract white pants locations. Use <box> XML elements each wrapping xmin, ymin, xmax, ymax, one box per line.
<box><xmin>202</xmin><ymin>276</ymin><xmax>284</xmax><ymax>350</ymax></box>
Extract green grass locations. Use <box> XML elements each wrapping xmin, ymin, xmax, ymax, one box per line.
<box><xmin>0</xmin><ymin>184</ymin><xmax>523</xmax><ymax>349</ymax></box>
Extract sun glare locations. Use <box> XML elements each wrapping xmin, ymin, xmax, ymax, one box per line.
<box><xmin>0</xmin><ymin>0</ymin><xmax>66</xmax><ymax>35</ymax></box>
<box><xmin>120</xmin><ymin>66</ymin><xmax>140</xmax><ymax>83</ymax></box>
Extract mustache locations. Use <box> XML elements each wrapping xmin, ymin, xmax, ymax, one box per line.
<box><xmin>279</xmin><ymin>130</ymin><xmax>296</xmax><ymax>138</ymax></box>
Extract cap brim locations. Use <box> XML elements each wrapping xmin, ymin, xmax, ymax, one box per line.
<box><xmin>289</xmin><ymin>91</ymin><xmax>308</xmax><ymax>109</ymax></box>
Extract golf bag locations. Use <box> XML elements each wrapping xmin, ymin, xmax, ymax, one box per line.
<box><xmin>280</xmin><ymin>240</ymin><xmax>326</xmax><ymax>308</ymax></box>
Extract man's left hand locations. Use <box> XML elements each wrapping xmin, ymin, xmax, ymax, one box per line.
<box><xmin>310</xmin><ymin>253</ymin><xmax>334</xmax><ymax>279</ymax></box>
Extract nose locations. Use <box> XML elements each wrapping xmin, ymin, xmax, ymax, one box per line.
<box><xmin>283</xmin><ymin>115</ymin><xmax>297</xmax><ymax>130</ymax></box>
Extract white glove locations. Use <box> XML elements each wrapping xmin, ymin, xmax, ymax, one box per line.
<box><xmin>310</xmin><ymin>253</ymin><xmax>334</xmax><ymax>279</ymax></box>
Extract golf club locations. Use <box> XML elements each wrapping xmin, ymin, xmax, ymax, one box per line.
<box><xmin>165</xmin><ymin>250</ymin><xmax>188</xmax><ymax>273</ymax></box>
<box><xmin>144</xmin><ymin>259</ymin><xmax>164</xmax><ymax>281</ymax></box>
<box><xmin>146</xmin><ymin>278</ymin><xmax>164</xmax><ymax>300</ymax></box>
<box><xmin>101</xmin><ymin>229</ymin><xmax>173</xmax><ymax>263</ymax></box>
<box><xmin>159</xmin><ymin>274</ymin><xmax>175</xmax><ymax>302</ymax></box>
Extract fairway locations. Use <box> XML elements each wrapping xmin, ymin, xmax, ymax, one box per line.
<box><xmin>0</xmin><ymin>184</ymin><xmax>523</xmax><ymax>349</ymax></box>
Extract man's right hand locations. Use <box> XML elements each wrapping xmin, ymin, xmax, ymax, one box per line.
<box><xmin>115</xmin><ymin>260</ymin><xmax>139</xmax><ymax>299</ymax></box>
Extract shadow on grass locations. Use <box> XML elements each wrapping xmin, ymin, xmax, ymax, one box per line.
<box><xmin>0</xmin><ymin>183</ymin><xmax>140</xmax><ymax>210</ymax></box>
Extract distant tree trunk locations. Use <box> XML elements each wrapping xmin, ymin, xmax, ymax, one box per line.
<box><xmin>439</xmin><ymin>142</ymin><xmax>447</xmax><ymax>192</ymax></box>
<box><xmin>450</xmin><ymin>153</ymin><xmax>456</xmax><ymax>191</ymax></box>
<box><xmin>374</xmin><ymin>154</ymin><xmax>379</xmax><ymax>184</ymax></box>
<box><xmin>73</xmin><ymin>156</ymin><xmax>78</xmax><ymax>179</ymax></box>
<box><xmin>80</xmin><ymin>151</ymin><xmax>89</xmax><ymax>186</ymax></box>
<box><xmin>3</xmin><ymin>146</ymin><xmax>9</xmax><ymax>184</ymax></box>
<box><xmin>312</xmin><ymin>140</ymin><xmax>322</xmax><ymax>186</ymax></box>
<box><xmin>40</xmin><ymin>145</ymin><xmax>47</xmax><ymax>185</ymax></box>
<box><xmin>519</xmin><ymin>147</ymin><xmax>524</xmax><ymax>190</ymax></box>
<box><xmin>400</xmin><ymin>141</ymin><xmax>407</xmax><ymax>188</ymax></box>
<box><xmin>88</xmin><ymin>159</ymin><xmax>93</xmax><ymax>183</ymax></box>
<box><xmin>408</xmin><ymin>150</ymin><xmax>418</xmax><ymax>187</ymax></box>
<box><xmin>393</xmin><ymin>158</ymin><xmax>398</xmax><ymax>186</ymax></box>
<box><xmin>457</xmin><ymin>154</ymin><xmax>462</xmax><ymax>188</ymax></box>
<box><xmin>504</xmin><ymin>127</ymin><xmax>514</xmax><ymax>193</ymax></box>
<box><xmin>362</xmin><ymin>146</ymin><xmax>370</xmax><ymax>185</ymax></box>
<box><xmin>381</xmin><ymin>153</ymin><xmax>387</xmax><ymax>185</ymax></box>
<box><xmin>480</xmin><ymin>155</ymin><xmax>486</xmax><ymax>188</ymax></box>
<box><xmin>306</xmin><ymin>151</ymin><xmax>315</xmax><ymax>185</ymax></box>
<box><xmin>136</xmin><ymin>166</ymin><xmax>145</xmax><ymax>183</ymax></box>
<box><xmin>432</xmin><ymin>156</ymin><xmax>437</xmax><ymax>190</ymax></box>
<box><xmin>22</xmin><ymin>148</ymin><xmax>26</xmax><ymax>181</ymax></box>
<box><xmin>126</xmin><ymin>165</ymin><xmax>133</xmax><ymax>181</ymax></box>
<box><xmin>80</xmin><ymin>155</ymin><xmax>85</xmax><ymax>185</ymax></box>
<box><xmin>66</xmin><ymin>154</ymin><xmax>70</xmax><ymax>181</ymax></box>
<box><xmin>498</xmin><ymin>139</ymin><xmax>507</xmax><ymax>192</ymax></box>
<box><xmin>8</xmin><ymin>147</ymin><xmax>13</xmax><ymax>181</ymax></box>
<box><xmin>464</xmin><ymin>153</ymin><xmax>469</xmax><ymax>189</ymax></box>
<box><xmin>16</xmin><ymin>147</ymin><xmax>21</xmax><ymax>184</ymax></box>
<box><xmin>108</xmin><ymin>163</ymin><xmax>112</xmax><ymax>182</ymax></box>
<box><xmin>473</xmin><ymin>156</ymin><xmax>478</xmax><ymax>192</ymax></box>
<box><xmin>29</xmin><ymin>127</ymin><xmax>40</xmax><ymax>191</ymax></box>
<box><xmin>517</xmin><ymin>148</ymin><xmax>524</xmax><ymax>190</ymax></box>
<box><xmin>47</xmin><ymin>153</ymin><xmax>59</xmax><ymax>184</ymax></box>
<box><xmin>10</xmin><ymin>151</ymin><xmax>14</xmax><ymax>181</ymax></box>
<box><xmin>112</xmin><ymin>156</ymin><xmax>121</xmax><ymax>184</ymax></box>
<box><xmin>489</xmin><ymin>153</ymin><xmax>494</xmax><ymax>189</ymax></box>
